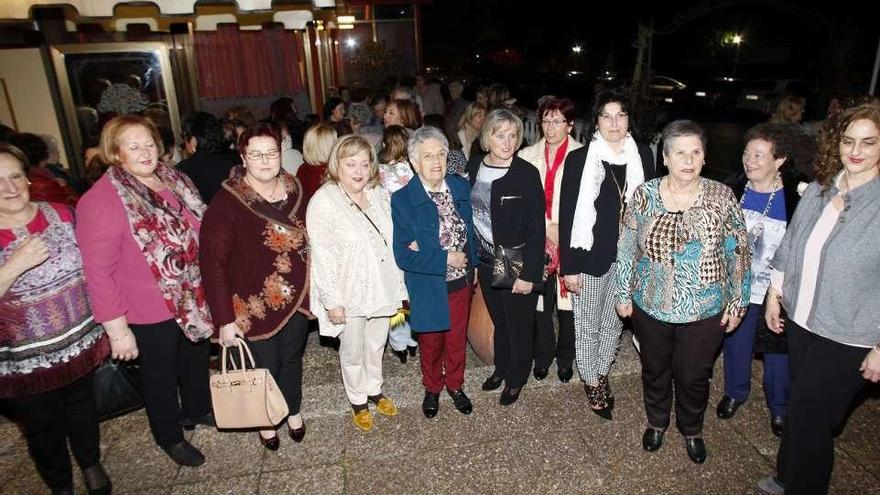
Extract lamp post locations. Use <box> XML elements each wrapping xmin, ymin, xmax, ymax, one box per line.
<box><xmin>731</xmin><ymin>34</ymin><xmax>743</xmax><ymax>78</ymax></box>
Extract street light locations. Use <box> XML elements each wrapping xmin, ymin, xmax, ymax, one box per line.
<box><xmin>572</xmin><ymin>44</ymin><xmax>582</xmax><ymax>54</ymax></box>
<box><xmin>731</xmin><ymin>33</ymin><xmax>743</xmax><ymax>78</ymax></box>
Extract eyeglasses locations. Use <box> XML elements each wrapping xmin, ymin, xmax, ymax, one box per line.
<box><xmin>245</xmin><ymin>150</ymin><xmax>281</xmax><ymax>161</ymax></box>
<box><xmin>541</xmin><ymin>119</ymin><xmax>568</xmax><ymax>127</ymax></box>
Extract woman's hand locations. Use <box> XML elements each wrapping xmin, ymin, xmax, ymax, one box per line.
<box><xmin>765</xmin><ymin>297</ymin><xmax>785</xmax><ymax>334</ymax></box>
<box><xmin>720</xmin><ymin>313</ymin><xmax>742</xmax><ymax>333</ymax></box>
<box><xmin>511</xmin><ymin>278</ymin><xmax>533</xmax><ymax>295</ymax></box>
<box><xmin>328</xmin><ymin>306</ymin><xmax>347</xmax><ymax>325</ymax></box>
<box><xmin>106</xmin><ymin>327</ymin><xmax>138</xmax><ymax>361</ymax></box>
<box><xmin>616</xmin><ymin>303</ymin><xmax>633</xmax><ymax>318</ymax></box>
<box><xmin>546</xmin><ymin>223</ymin><xmax>560</xmax><ymax>246</ymax></box>
<box><xmin>219</xmin><ymin>322</ymin><xmax>244</xmax><ymax>347</ymax></box>
<box><xmin>7</xmin><ymin>236</ymin><xmax>49</xmax><ymax>275</ymax></box>
<box><xmin>447</xmin><ymin>250</ymin><xmax>467</xmax><ymax>268</ymax></box>
<box><xmin>859</xmin><ymin>349</ymin><xmax>880</xmax><ymax>382</ymax></box>
<box><xmin>563</xmin><ymin>274</ymin><xmax>581</xmax><ymax>294</ymax></box>
<box><xmin>408</xmin><ymin>241</ymin><xmax>419</xmax><ymax>252</ymax></box>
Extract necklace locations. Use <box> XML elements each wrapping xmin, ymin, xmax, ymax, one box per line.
<box><xmin>607</xmin><ymin>164</ymin><xmax>627</xmax><ymax>232</ymax></box>
<box><xmin>246</xmin><ymin>175</ymin><xmax>282</xmax><ymax>202</ymax></box>
<box><xmin>740</xmin><ymin>173</ymin><xmax>781</xmax><ymax>253</ymax></box>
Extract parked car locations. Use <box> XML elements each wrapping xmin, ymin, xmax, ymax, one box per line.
<box><xmin>689</xmin><ymin>77</ymin><xmax>748</xmax><ymax>110</ymax></box>
<box><xmin>648</xmin><ymin>75</ymin><xmax>689</xmax><ymax>106</ymax></box>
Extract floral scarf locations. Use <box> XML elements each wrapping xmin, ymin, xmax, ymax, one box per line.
<box><xmin>107</xmin><ymin>163</ymin><xmax>213</xmax><ymax>342</ymax></box>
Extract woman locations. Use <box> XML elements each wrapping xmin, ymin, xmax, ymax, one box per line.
<box><xmin>615</xmin><ymin>120</ymin><xmax>750</xmax><ymax>464</ymax></box>
<box><xmin>717</xmin><ymin>123</ymin><xmax>804</xmax><ymax>437</ymax></box>
<box><xmin>323</xmin><ymin>97</ymin><xmax>353</xmax><ymax>136</ymax></box>
<box><xmin>466</xmin><ymin>108</ymin><xmax>545</xmax><ymax>406</ymax></box>
<box><xmin>457</xmin><ymin>102</ymin><xmax>487</xmax><ymax>161</ymax></box>
<box><xmin>0</xmin><ymin>144</ymin><xmax>111</xmax><ymax>495</ymax></box>
<box><xmin>392</xmin><ymin>126</ymin><xmax>477</xmax><ymax>418</ymax></box>
<box><xmin>306</xmin><ymin>135</ymin><xmax>407</xmax><ymax>432</ymax></box>
<box><xmin>296</xmin><ymin>124</ymin><xmax>337</xmax><ymax>204</ymax></box>
<box><xmin>199</xmin><ymin>123</ymin><xmax>310</xmax><ymax>450</ymax></box>
<box><xmin>557</xmin><ymin>91</ymin><xmax>655</xmax><ymax>419</ymax></box>
<box><xmin>8</xmin><ymin>133</ymin><xmax>79</xmax><ymax>206</ymax></box>
<box><xmin>384</xmin><ymin>98</ymin><xmax>423</xmax><ymax>131</ymax></box>
<box><xmin>757</xmin><ymin>104</ymin><xmax>880</xmax><ymax>495</ymax></box>
<box><xmin>517</xmin><ymin>98</ymin><xmax>583</xmax><ymax>385</ymax></box>
<box><xmin>770</xmin><ymin>95</ymin><xmax>806</xmax><ymax>125</ymax></box>
<box><xmin>177</xmin><ymin>111</ymin><xmax>240</xmax><ymax>204</ymax></box>
<box><xmin>76</xmin><ymin>115</ymin><xmax>214</xmax><ymax>467</ymax></box>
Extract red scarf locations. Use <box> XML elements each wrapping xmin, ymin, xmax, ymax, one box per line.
<box><xmin>543</xmin><ymin>137</ymin><xmax>569</xmax><ymax>219</ymax></box>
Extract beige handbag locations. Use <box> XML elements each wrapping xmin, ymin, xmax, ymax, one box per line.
<box><xmin>210</xmin><ymin>337</ymin><xmax>289</xmax><ymax>429</ymax></box>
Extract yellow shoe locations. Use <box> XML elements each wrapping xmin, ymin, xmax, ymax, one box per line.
<box><xmin>374</xmin><ymin>396</ymin><xmax>398</xmax><ymax>417</ymax></box>
<box><xmin>352</xmin><ymin>409</ymin><xmax>373</xmax><ymax>432</ymax></box>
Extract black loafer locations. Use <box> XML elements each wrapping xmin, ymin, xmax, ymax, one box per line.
<box><xmin>161</xmin><ymin>440</ymin><xmax>206</xmax><ymax>466</ymax></box>
<box><xmin>481</xmin><ymin>373</ymin><xmax>504</xmax><ymax>391</ymax></box>
<box><xmin>771</xmin><ymin>415</ymin><xmax>785</xmax><ymax>438</ymax></box>
<box><xmin>685</xmin><ymin>437</ymin><xmax>707</xmax><ymax>464</ymax></box>
<box><xmin>557</xmin><ymin>367</ymin><xmax>574</xmax><ymax>383</ymax></box>
<box><xmin>533</xmin><ymin>367</ymin><xmax>549</xmax><ymax>380</ymax></box>
<box><xmin>499</xmin><ymin>386</ymin><xmax>521</xmax><ymax>406</ymax></box>
<box><xmin>391</xmin><ymin>349</ymin><xmax>408</xmax><ymax>364</ymax></box>
<box><xmin>715</xmin><ymin>396</ymin><xmax>744</xmax><ymax>419</ymax></box>
<box><xmin>422</xmin><ymin>391</ymin><xmax>440</xmax><ymax>418</ymax></box>
<box><xmin>448</xmin><ymin>389</ymin><xmax>473</xmax><ymax>415</ymax></box>
<box><xmin>642</xmin><ymin>428</ymin><xmax>664</xmax><ymax>452</ymax></box>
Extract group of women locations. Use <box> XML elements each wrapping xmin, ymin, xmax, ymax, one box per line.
<box><xmin>1</xmin><ymin>91</ymin><xmax>878</xmax><ymax>495</ymax></box>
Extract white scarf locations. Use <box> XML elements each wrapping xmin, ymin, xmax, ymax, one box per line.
<box><xmin>570</xmin><ymin>132</ymin><xmax>645</xmax><ymax>250</ymax></box>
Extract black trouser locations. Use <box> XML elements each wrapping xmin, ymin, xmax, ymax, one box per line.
<box><xmin>244</xmin><ymin>313</ymin><xmax>310</xmax><ymax>417</ymax></box>
<box><xmin>777</xmin><ymin>320</ymin><xmax>869</xmax><ymax>494</ymax></box>
<box><xmin>631</xmin><ymin>305</ymin><xmax>724</xmax><ymax>436</ymax></box>
<box><xmin>2</xmin><ymin>372</ymin><xmax>100</xmax><ymax>491</ymax></box>
<box><xmin>478</xmin><ymin>263</ymin><xmax>538</xmax><ymax>388</ymax></box>
<box><xmin>130</xmin><ymin>319</ymin><xmax>211</xmax><ymax>447</ymax></box>
<box><xmin>533</xmin><ymin>276</ymin><xmax>575</xmax><ymax>370</ymax></box>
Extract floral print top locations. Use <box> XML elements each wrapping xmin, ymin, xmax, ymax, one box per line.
<box><xmin>379</xmin><ymin>160</ymin><xmax>415</xmax><ymax>194</ymax></box>
<box><xmin>428</xmin><ymin>189</ymin><xmax>468</xmax><ymax>281</ymax></box>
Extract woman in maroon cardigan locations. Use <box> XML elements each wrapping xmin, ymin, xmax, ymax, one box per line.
<box><xmin>200</xmin><ymin>122</ymin><xmax>311</xmax><ymax>451</ymax></box>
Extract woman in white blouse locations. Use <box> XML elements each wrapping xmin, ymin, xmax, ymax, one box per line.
<box><xmin>306</xmin><ymin>134</ymin><xmax>408</xmax><ymax>432</ymax></box>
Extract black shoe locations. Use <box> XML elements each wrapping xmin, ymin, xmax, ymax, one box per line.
<box><xmin>51</xmin><ymin>487</ymin><xmax>74</xmax><ymax>495</ymax></box>
<box><xmin>391</xmin><ymin>349</ymin><xmax>408</xmax><ymax>364</ymax></box>
<box><xmin>422</xmin><ymin>391</ymin><xmax>440</xmax><ymax>418</ymax></box>
<box><xmin>407</xmin><ymin>345</ymin><xmax>418</xmax><ymax>357</ymax></box>
<box><xmin>258</xmin><ymin>432</ymin><xmax>280</xmax><ymax>451</ymax></box>
<box><xmin>288</xmin><ymin>422</ymin><xmax>306</xmax><ymax>443</ymax></box>
<box><xmin>642</xmin><ymin>428</ymin><xmax>664</xmax><ymax>452</ymax></box>
<box><xmin>499</xmin><ymin>386</ymin><xmax>521</xmax><ymax>406</ymax></box>
<box><xmin>533</xmin><ymin>367</ymin><xmax>549</xmax><ymax>380</ymax></box>
<box><xmin>448</xmin><ymin>389</ymin><xmax>473</xmax><ymax>415</ymax></box>
<box><xmin>590</xmin><ymin>404</ymin><xmax>613</xmax><ymax>421</ymax></box>
<box><xmin>481</xmin><ymin>373</ymin><xmax>504</xmax><ymax>391</ymax></box>
<box><xmin>771</xmin><ymin>415</ymin><xmax>785</xmax><ymax>438</ymax></box>
<box><xmin>180</xmin><ymin>412</ymin><xmax>216</xmax><ymax>431</ymax></box>
<box><xmin>557</xmin><ymin>367</ymin><xmax>574</xmax><ymax>383</ymax></box>
<box><xmin>161</xmin><ymin>440</ymin><xmax>206</xmax><ymax>466</ymax></box>
<box><xmin>685</xmin><ymin>437</ymin><xmax>707</xmax><ymax>464</ymax></box>
<box><xmin>82</xmin><ymin>463</ymin><xmax>111</xmax><ymax>495</ymax></box>
<box><xmin>715</xmin><ymin>396</ymin><xmax>744</xmax><ymax>419</ymax></box>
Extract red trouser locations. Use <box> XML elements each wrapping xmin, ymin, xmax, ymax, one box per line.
<box><xmin>419</xmin><ymin>285</ymin><xmax>472</xmax><ymax>393</ymax></box>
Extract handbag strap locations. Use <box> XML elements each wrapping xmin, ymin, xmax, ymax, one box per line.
<box><xmin>220</xmin><ymin>337</ymin><xmax>258</xmax><ymax>374</ymax></box>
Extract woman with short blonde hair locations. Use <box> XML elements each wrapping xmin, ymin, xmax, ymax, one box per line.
<box><xmin>297</xmin><ymin>124</ymin><xmax>338</xmax><ymax>203</ymax></box>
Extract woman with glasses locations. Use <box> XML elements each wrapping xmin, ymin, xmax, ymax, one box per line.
<box><xmin>558</xmin><ymin>90</ymin><xmax>655</xmax><ymax>419</ymax></box>
<box><xmin>200</xmin><ymin>122</ymin><xmax>311</xmax><ymax>451</ymax></box>
<box><xmin>517</xmin><ymin>98</ymin><xmax>583</xmax><ymax>384</ymax></box>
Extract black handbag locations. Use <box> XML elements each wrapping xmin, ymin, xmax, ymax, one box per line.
<box><xmin>491</xmin><ymin>244</ymin><xmax>549</xmax><ymax>290</ymax></box>
<box><xmin>93</xmin><ymin>359</ymin><xmax>144</xmax><ymax>421</ymax></box>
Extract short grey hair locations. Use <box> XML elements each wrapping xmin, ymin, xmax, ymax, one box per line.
<box><xmin>407</xmin><ymin>126</ymin><xmax>449</xmax><ymax>164</ymax></box>
<box><xmin>479</xmin><ymin>108</ymin><xmax>524</xmax><ymax>152</ymax></box>
<box><xmin>661</xmin><ymin>119</ymin><xmax>707</xmax><ymax>155</ymax></box>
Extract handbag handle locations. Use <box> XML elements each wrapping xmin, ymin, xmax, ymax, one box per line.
<box><xmin>220</xmin><ymin>337</ymin><xmax>258</xmax><ymax>374</ymax></box>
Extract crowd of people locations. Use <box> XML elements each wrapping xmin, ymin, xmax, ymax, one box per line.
<box><xmin>1</xmin><ymin>75</ymin><xmax>878</xmax><ymax>495</ymax></box>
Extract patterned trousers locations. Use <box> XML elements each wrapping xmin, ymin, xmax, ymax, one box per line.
<box><xmin>571</xmin><ymin>264</ymin><xmax>623</xmax><ymax>386</ymax></box>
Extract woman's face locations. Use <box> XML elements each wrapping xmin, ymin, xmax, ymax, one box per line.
<box><xmin>471</xmin><ymin>110</ymin><xmax>486</xmax><ymax>131</ymax></box>
<box><xmin>331</xmin><ymin>103</ymin><xmax>345</xmax><ymax>123</ymax></box>
<box><xmin>476</xmin><ymin>91</ymin><xmax>488</xmax><ymax>106</ymax></box>
<box><xmin>337</xmin><ymin>149</ymin><xmax>372</xmax><ymax>195</ymax></box>
<box><xmin>839</xmin><ymin>118</ymin><xmax>880</xmax><ymax>178</ymax></box>
<box><xmin>742</xmin><ymin>138</ymin><xmax>784</xmax><ymax>185</ymax></box>
<box><xmin>243</xmin><ymin>136</ymin><xmax>281</xmax><ymax>184</ymax></box>
<box><xmin>116</xmin><ymin>125</ymin><xmax>158</xmax><ymax>180</ymax></box>
<box><xmin>384</xmin><ymin>103</ymin><xmax>402</xmax><ymax>127</ymax></box>
<box><xmin>373</xmin><ymin>101</ymin><xmax>386</xmax><ymax>121</ymax></box>
<box><xmin>663</xmin><ymin>134</ymin><xmax>705</xmax><ymax>183</ymax></box>
<box><xmin>414</xmin><ymin>138</ymin><xmax>448</xmax><ymax>186</ymax></box>
<box><xmin>487</xmin><ymin>122</ymin><xmax>518</xmax><ymax>162</ymax></box>
<box><xmin>541</xmin><ymin>109</ymin><xmax>573</xmax><ymax>146</ymax></box>
<box><xmin>596</xmin><ymin>102</ymin><xmax>629</xmax><ymax>145</ymax></box>
<box><xmin>0</xmin><ymin>153</ymin><xmax>30</xmax><ymax>216</ymax></box>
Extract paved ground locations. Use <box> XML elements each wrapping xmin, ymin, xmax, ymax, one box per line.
<box><xmin>2</xmin><ymin>328</ymin><xmax>879</xmax><ymax>495</ymax></box>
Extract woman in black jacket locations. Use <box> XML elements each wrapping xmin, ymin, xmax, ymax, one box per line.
<box><xmin>557</xmin><ymin>90</ymin><xmax>655</xmax><ymax>419</ymax></box>
<box><xmin>467</xmin><ymin>108</ymin><xmax>545</xmax><ymax>406</ymax></box>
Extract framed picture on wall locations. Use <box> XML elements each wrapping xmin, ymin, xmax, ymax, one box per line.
<box><xmin>50</xmin><ymin>42</ymin><xmax>181</xmax><ymax>172</ymax></box>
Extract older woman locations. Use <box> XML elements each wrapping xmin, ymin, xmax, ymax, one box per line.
<box><xmin>200</xmin><ymin>123</ymin><xmax>310</xmax><ymax>451</ymax></box>
<box><xmin>557</xmin><ymin>91</ymin><xmax>655</xmax><ymax>419</ymax></box>
<box><xmin>384</xmin><ymin>98</ymin><xmax>423</xmax><ymax>131</ymax></box>
<box><xmin>392</xmin><ymin>126</ymin><xmax>477</xmax><ymax>418</ymax></box>
<box><xmin>757</xmin><ymin>104</ymin><xmax>880</xmax><ymax>495</ymax></box>
<box><xmin>306</xmin><ymin>135</ymin><xmax>407</xmax><ymax>432</ymax></box>
<box><xmin>717</xmin><ymin>123</ymin><xmax>804</xmax><ymax>437</ymax></box>
<box><xmin>76</xmin><ymin>115</ymin><xmax>213</xmax><ymax>467</ymax></box>
<box><xmin>457</xmin><ymin>102</ymin><xmax>487</xmax><ymax>161</ymax></box>
<box><xmin>517</xmin><ymin>98</ymin><xmax>583</xmax><ymax>385</ymax></box>
<box><xmin>296</xmin><ymin>123</ymin><xmax>337</xmax><ymax>204</ymax></box>
<box><xmin>0</xmin><ymin>144</ymin><xmax>111</xmax><ymax>495</ymax></box>
<box><xmin>615</xmin><ymin>120</ymin><xmax>750</xmax><ymax>464</ymax></box>
<box><xmin>466</xmin><ymin>108</ymin><xmax>545</xmax><ymax>406</ymax></box>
